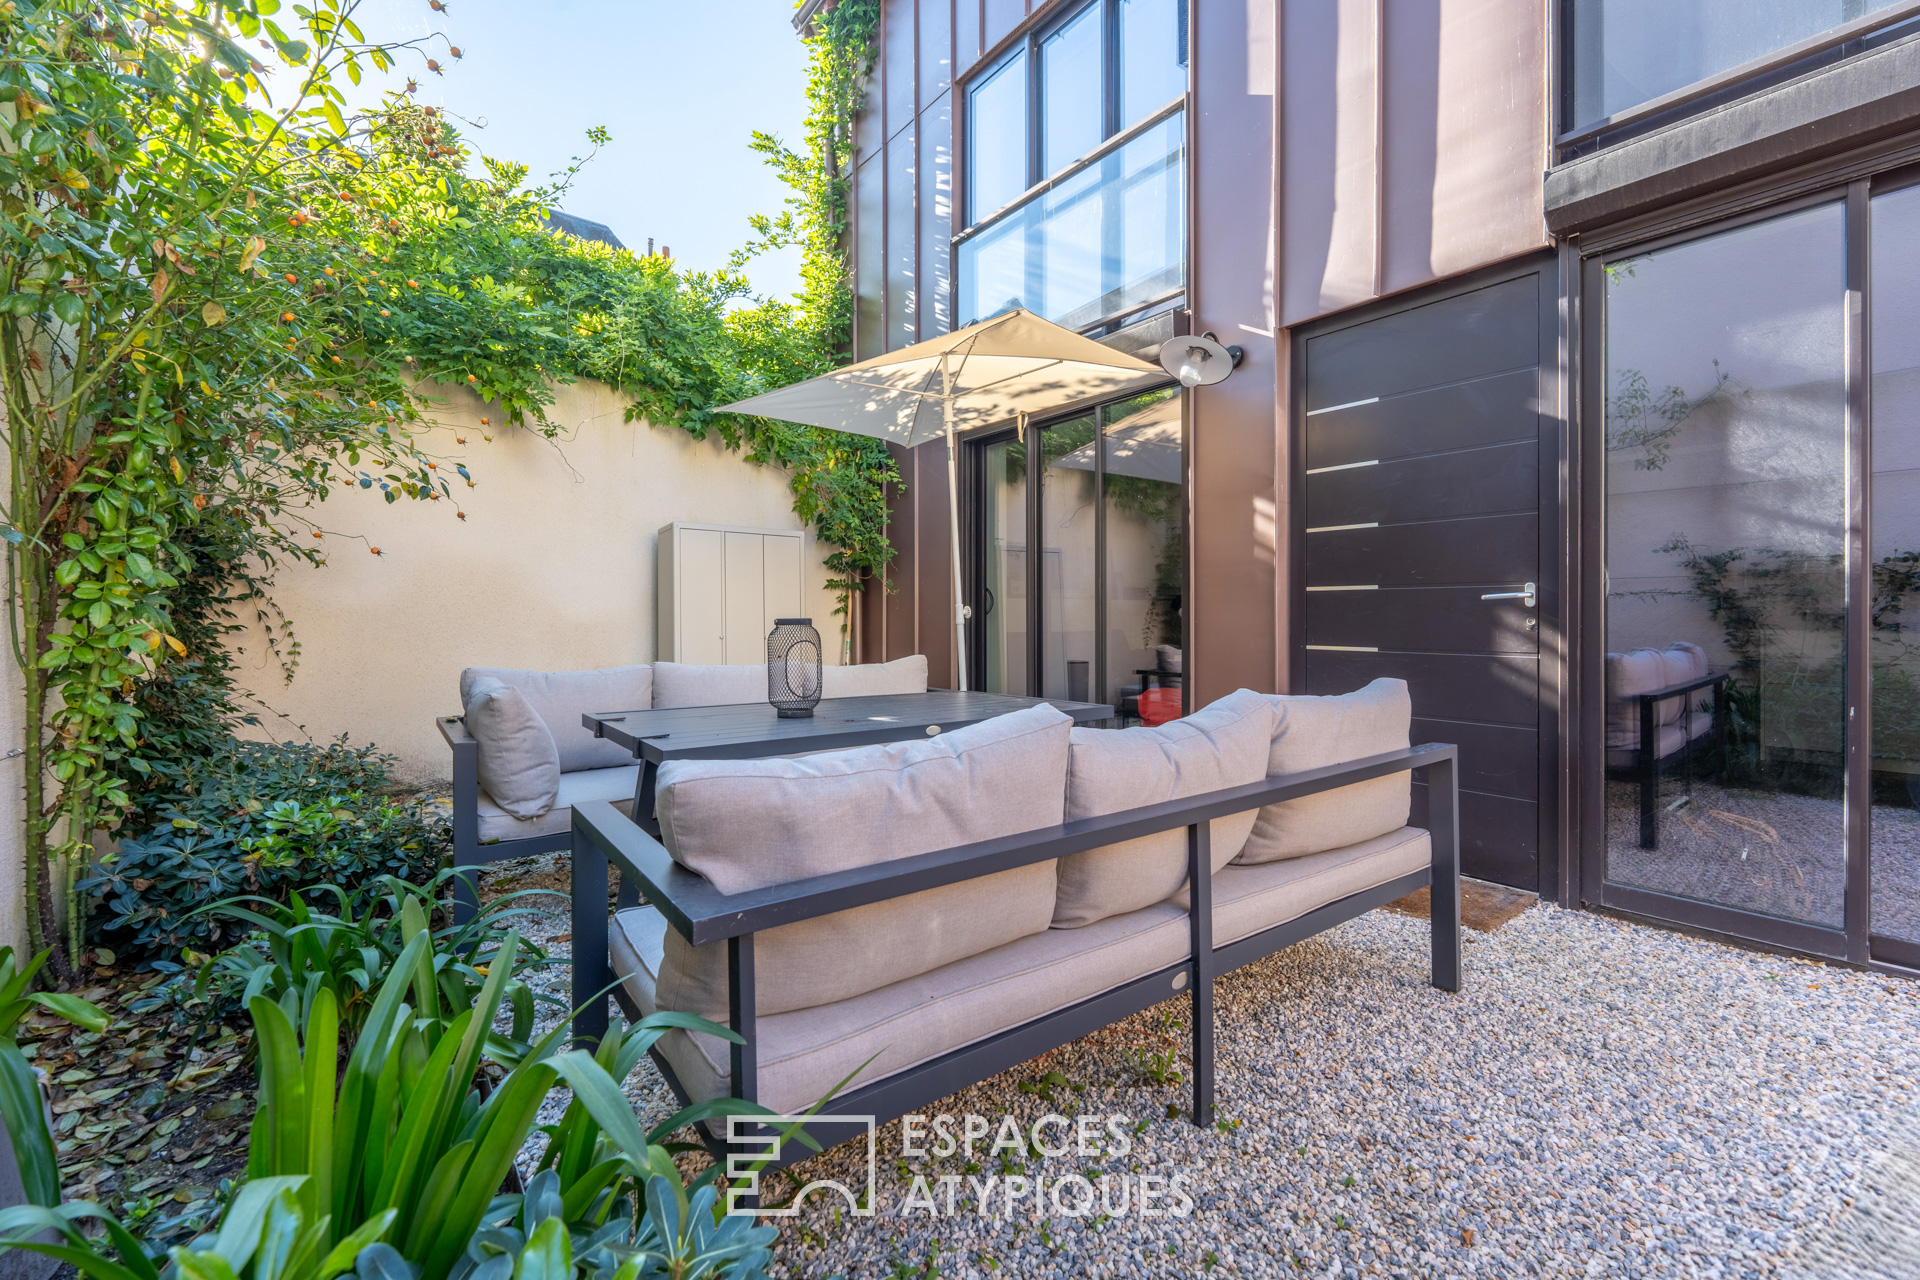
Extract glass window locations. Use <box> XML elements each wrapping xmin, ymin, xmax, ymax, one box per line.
<box><xmin>1601</xmin><ymin>203</ymin><xmax>1848</xmax><ymax>928</ymax></box>
<box><xmin>1569</xmin><ymin>0</ymin><xmax>1900</xmax><ymax>130</ymax></box>
<box><xmin>957</xmin><ymin>113</ymin><xmax>1184</xmax><ymax>328</ymax></box>
<box><xmin>1041</xmin><ymin>417</ymin><xmax>1099</xmax><ymax>702</ymax></box>
<box><xmin>1870</xmin><ymin>184</ymin><xmax>1920</xmax><ymax>948</ymax></box>
<box><xmin>1100</xmin><ymin>390</ymin><xmax>1183</xmax><ymax>725</ymax></box>
<box><xmin>978</xmin><ymin>437</ymin><xmax>1029</xmax><ymax>696</ymax></box>
<box><xmin>1042</xmin><ymin>4</ymin><xmax>1105</xmax><ymax>176</ymax></box>
<box><xmin>968</xmin><ymin>51</ymin><xmax>1028</xmax><ymax>223</ymax></box>
<box><xmin>1119</xmin><ymin>0</ymin><xmax>1187</xmax><ymax>126</ymax></box>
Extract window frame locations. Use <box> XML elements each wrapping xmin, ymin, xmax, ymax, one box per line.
<box><xmin>1556</xmin><ymin>0</ymin><xmax>1920</xmax><ymax>155</ymax></box>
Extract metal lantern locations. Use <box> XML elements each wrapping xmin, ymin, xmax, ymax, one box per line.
<box><xmin>767</xmin><ymin>617</ymin><xmax>824</xmax><ymax>718</ymax></box>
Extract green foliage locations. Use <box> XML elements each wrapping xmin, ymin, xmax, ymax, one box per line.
<box><xmin>80</xmin><ymin>738</ymin><xmax>447</xmax><ymax>965</ymax></box>
<box><xmin>0</xmin><ymin>947</ymin><xmax>107</xmax><ymax>1208</ymax></box>
<box><xmin>191</xmin><ymin>873</ymin><xmax>559</xmax><ymax>1051</ymax></box>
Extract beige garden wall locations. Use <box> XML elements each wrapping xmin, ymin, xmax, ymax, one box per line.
<box><xmin>231</xmin><ymin>376</ymin><xmax>844</xmax><ymax>783</ymax></box>
<box><xmin>0</xmin><ymin>416</ymin><xmax>28</xmax><ymax>954</ymax></box>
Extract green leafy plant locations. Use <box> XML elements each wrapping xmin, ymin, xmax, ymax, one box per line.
<box><xmin>0</xmin><ymin>947</ymin><xmax>108</xmax><ymax>1208</ymax></box>
<box><xmin>80</xmin><ymin>738</ymin><xmax>447</xmax><ymax>965</ymax></box>
<box><xmin>192</xmin><ymin>872</ymin><xmax>560</xmax><ymax>1050</ymax></box>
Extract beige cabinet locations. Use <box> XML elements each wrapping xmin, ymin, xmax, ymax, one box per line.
<box><xmin>657</xmin><ymin>522</ymin><xmax>806</xmax><ymax>663</ymax></box>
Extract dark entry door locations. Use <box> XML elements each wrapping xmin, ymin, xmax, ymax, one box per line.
<box><xmin>1294</xmin><ymin>265</ymin><xmax>1558</xmax><ymax>892</ymax></box>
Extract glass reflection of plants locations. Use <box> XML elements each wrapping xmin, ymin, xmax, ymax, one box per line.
<box><xmin>1006</xmin><ymin>391</ymin><xmax>1184</xmax><ymax>649</ymax></box>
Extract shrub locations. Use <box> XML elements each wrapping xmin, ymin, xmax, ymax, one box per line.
<box><xmin>82</xmin><ymin>737</ymin><xmax>448</xmax><ymax>966</ymax></box>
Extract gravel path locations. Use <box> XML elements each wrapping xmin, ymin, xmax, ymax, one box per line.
<box><xmin>483</xmin><ymin>857</ymin><xmax>1920</xmax><ymax>1279</ymax></box>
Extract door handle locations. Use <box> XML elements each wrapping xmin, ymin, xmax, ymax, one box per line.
<box><xmin>1481</xmin><ymin>582</ymin><xmax>1537</xmax><ymax>608</ymax></box>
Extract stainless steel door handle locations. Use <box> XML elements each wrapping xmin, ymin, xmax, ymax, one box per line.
<box><xmin>1481</xmin><ymin>582</ymin><xmax>1537</xmax><ymax>608</ymax></box>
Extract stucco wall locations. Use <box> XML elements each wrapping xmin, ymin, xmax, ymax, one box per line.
<box><xmin>231</xmin><ymin>377</ymin><xmax>844</xmax><ymax>782</ymax></box>
<box><xmin>0</xmin><ymin>414</ymin><xmax>27</xmax><ymax>954</ymax></box>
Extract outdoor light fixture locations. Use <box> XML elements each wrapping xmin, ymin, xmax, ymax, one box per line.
<box><xmin>767</xmin><ymin>617</ymin><xmax>824</xmax><ymax>717</ymax></box>
<box><xmin>1160</xmin><ymin>333</ymin><xmax>1244</xmax><ymax>388</ymax></box>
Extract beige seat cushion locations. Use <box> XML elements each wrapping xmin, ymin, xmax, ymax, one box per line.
<box><xmin>1605</xmin><ymin>715</ymin><xmax>1714</xmax><ymax>770</ymax></box>
<box><xmin>1238</xmin><ymin>678</ymin><xmax>1412</xmax><ymax>864</ymax></box>
<box><xmin>820</xmin><ymin>655</ymin><xmax>929</xmax><ymax>698</ymax></box>
<box><xmin>609</xmin><ymin>825</ymin><xmax>1429</xmax><ymax>1114</ymax></box>
<box><xmin>477</xmin><ymin>765</ymin><xmax>639</xmax><ymax>843</ymax></box>
<box><xmin>613</xmin><ymin>901</ymin><xmax>1190</xmax><ymax>1115</ymax></box>
<box><xmin>1184</xmin><ymin>826</ymin><xmax>1431</xmax><ymax>943</ymax></box>
<box><xmin>460</xmin><ymin>665</ymin><xmax>651</xmax><ymax>772</ymax></box>
<box><xmin>1605</xmin><ymin>642</ymin><xmax>1709</xmax><ymax>750</ymax></box>
<box><xmin>651</xmin><ymin>704</ymin><xmax>1071</xmax><ymax>1019</ymax></box>
<box><xmin>650</xmin><ymin>662</ymin><xmax>765</xmax><ymax>710</ymax></box>
<box><xmin>463</xmin><ymin>677</ymin><xmax>560</xmax><ymax>818</ymax></box>
<box><xmin>1053</xmin><ymin>689</ymin><xmax>1276</xmax><ymax>928</ymax></box>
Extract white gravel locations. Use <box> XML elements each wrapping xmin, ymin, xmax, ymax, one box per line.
<box><xmin>484</xmin><ymin>857</ymin><xmax>1920</xmax><ymax>1279</ymax></box>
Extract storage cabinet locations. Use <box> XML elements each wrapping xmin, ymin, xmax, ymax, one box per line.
<box><xmin>657</xmin><ymin>522</ymin><xmax>806</xmax><ymax>663</ymax></box>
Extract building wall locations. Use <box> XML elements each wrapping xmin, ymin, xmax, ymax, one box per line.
<box><xmin>231</xmin><ymin>378</ymin><xmax>844</xmax><ymax>782</ymax></box>
<box><xmin>1280</xmin><ymin>0</ymin><xmax>1551</xmax><ymax>326</ymax></box>
<box><xmin>0</xmin><ymin>415</ymin><xmax>27</xmax><ymax>954</ymax></box>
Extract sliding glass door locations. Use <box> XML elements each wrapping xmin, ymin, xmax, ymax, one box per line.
<box><xmin>1588</xmin><ymin>180</ymin><xmax>1920</xmax><ymax>966</ymax></box>
<box><xmin>969</xmin><ymin>389</ymin><xmax>1184</xmax><ymax>723</ymax></box>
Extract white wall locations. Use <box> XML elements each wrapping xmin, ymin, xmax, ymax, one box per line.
<box><xmin>231</xmin><ymin>377</ymin><xmax>844</xmax><ymax>782</ymax></box>
<box><xmin>0</xmin><ymin>411</ymin><xmax>28</xmax><ymax>955</ymax></box>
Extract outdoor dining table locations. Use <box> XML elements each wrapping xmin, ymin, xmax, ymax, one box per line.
<box><xmin>582</xmin><ymin>689</ymin><xmax>1114</xmax><ymax>839</ymax></box>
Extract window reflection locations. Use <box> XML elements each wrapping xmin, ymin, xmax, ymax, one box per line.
<box><xmin>1042</xmin><ymin>4</ymin><xmax>1104</xmax><ymax>177</ymax></box>
<box><xmin>1569</xmin><ymin>0</ymin><xmax>1901</xmax><ymax>129</ymax></box>
<box><xmin>1120</xmin><ymin>0</ymin><xmax>1187</xmax><ymax>126</ymax></box>
<box><xmin>1102</xmin><ymin>391</ymin><xmax>1183</xmax><ymax>725</ymax></box>
<box><xmin>1870</xmin><ymin>184</ymin><xmax>1920</xmax><ymax>947</ymax></box>
<box><xmin>1601</xmin><ymin>204</ymin><xmax>1848</xmax><ymax>927</ymax></box>
<box><xmin>1040</xmin><ymin>418</ymin><xmax>1099</xmax><ymax>702</ymax></box>
<box><xmin>979</xmin><ymin>438</ymin><xmax>1028</xmax><ymax>696</ymax></box>
<box><xmin>968</xmin><ymin>51</ymin><xmax>1028</xmax><ymax>223</ymax></box>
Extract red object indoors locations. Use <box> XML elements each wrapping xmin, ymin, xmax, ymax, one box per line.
<box><xmin>1138</xmin><ymin>686</ymin><xmax>1182</xmax><ymax>726</ymax></box>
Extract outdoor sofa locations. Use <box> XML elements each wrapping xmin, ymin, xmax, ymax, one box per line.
<box><xmin>568</xmin><ymin>679</ymin><xmax>1461</xmax><ymax>1178</ymax></box>
<box><xmin>1605</xmin><ymin>642</ymin><xmax>1728</xmax><ymax>848</ymax></box>
<box><xmin>438</xmin><ymin>656</ymin><xmax>929</xmax><ymax>915</ymax></box>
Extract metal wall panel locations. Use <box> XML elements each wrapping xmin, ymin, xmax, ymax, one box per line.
<box><xmin>982</xmin><ymin>0</ymin><xmax>1025</xmax><ymax>55</ymax></box>
<box><xmin>911</xmin><ymin>437</ymin><xmax>956</xmax><ymax>684</ymax></box>
<box><xmin>1281</xmin><ymin>0</ymin><xmax>1378</xmax><ymax>325</ymax></box>
<box><xmin>855</xmin><ymin>155</ymin><xmax>885</xmax><ymax>360</ymax></box>
<box><xmin>884</xmin><ymin>0</ymin><xmax>918</xmax><ymax>141</ymax></box>
<box><xmin>955</xmin><ymin>0</ymin><xmax>982</xmax><ymax>78</ymax></box>
<box><xmin>919</xmin><ymin>91</ymin><xmax>953</xmax><ymax>342</ymax></box>
<box><xmin>1382</xmin><ymin>0</ymin><xmax>1548</xmax><ymax>293</ymax></box>
<box><xmin>919</xmin><ymin>0</ymin><xmax>952</xmax><ymax>115</ymax></box>
<box><xmin>1191</xmin><ymin>0</ymin><xmax>1281</xmax><ymax>701</ymax></box>
<box><xmin>886</xmin><ymin>121</ymin><xmax>919</xmax><ymax>347</ymax></box>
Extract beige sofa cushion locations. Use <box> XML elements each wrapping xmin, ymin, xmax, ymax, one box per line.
<box><xmin>463</xmin><ymin>677</ymin><xmax>560</xmax><ymax>818</ymax></box>
<box><xmin>651</xmin><ymin>662</ymin><xmax>764</xmax><ymax>710</ymax></box>
<box><xmin>651</xmin><ymin>703</ymin><xmax>1071</xmax><ymax>1019</ymax></box>
<box><xmin>609</xmin><ymin>825</ymin><xmax>1429</xmax><ymax>1114</ymax></box>
<box><xmin>478</xmin><ymin>765</ymin><xmax>638</xmax><ymax>843</ymax></box>
<box><xmin>1238</xmin><ymin>678</ymin><xmax>1412</xmax><ymax>864</ymax></box>
<box><xmin>1053</xmin><ymin>689</ymin><xmax>1276</xmax><ymax>928</ymax></box>
<box><xmin>1605</xmin><ymin>642</ymin><xmax>1709</xmax><ymax>749</ymax></box>
<box><xmin>821</xmin><ymin>655</ymin><xmax>929</xmax><ymax>699</ymax></box>
<box><xmin>460</xmin><ymin>665</ymin><xmax>651</xmax><ymax>772</ymax></box>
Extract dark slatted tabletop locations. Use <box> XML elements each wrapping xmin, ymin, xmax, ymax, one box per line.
<box><xmin>583</xmin><ymin>689</ymin><xmax>1113</xmax><ymax>764</ymax></box>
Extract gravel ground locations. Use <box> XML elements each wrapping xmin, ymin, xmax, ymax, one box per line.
<box><xmin>483</xmin><ymin>856</ymin><xmax>1920</xmax><ymax>1279</ymax></box>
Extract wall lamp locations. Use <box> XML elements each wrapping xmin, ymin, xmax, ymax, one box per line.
<box><xmin>1160</xmin><ymin>332</ymin><xmax>1245</xmax><ymax>387</ymax></box>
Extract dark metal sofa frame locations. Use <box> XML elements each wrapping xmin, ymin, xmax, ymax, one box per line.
<box><xmin>566</xmin><ymin>742</ymin><xmax>1460</xmax><ymax>1183</ymax></box>
<box><xmin>1607</xmin><ymin>672</ymin><xmax>1729</xmax><ymax>850</ymax></box>
<box><xmin>440</xmin><ymin>716</ymin><xmax>576</xmax><ymax>923</ymax></box>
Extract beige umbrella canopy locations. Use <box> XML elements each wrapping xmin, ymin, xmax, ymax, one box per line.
<box><xmin>719</xmin><ymin>309</ymin><xmax>1164</xmax><ymax>690</ymax></box>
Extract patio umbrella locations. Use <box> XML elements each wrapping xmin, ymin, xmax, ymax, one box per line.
<box><xmin>717</xmin><ymin>309</ymin><xmax>1164</xmax><ymax>690</ymax></box>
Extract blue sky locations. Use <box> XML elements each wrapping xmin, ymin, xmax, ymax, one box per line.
<box><xmin>338</xmin><ymin>0</ymin><xmax>810</xmax><ymax>301</ymax></box>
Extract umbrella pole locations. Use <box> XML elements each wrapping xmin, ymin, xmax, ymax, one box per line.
<box><xmin>944</xmin><ymin>367</ymin><xmax>969</xmax><ymax>692</ymax></box>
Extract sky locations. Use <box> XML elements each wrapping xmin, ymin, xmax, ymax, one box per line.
<box><xmin>335</xmin><ymin>0</ymin><xmax>810</xmax><ymax>301</ymax></box>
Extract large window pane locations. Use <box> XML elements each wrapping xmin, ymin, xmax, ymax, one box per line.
<box><xmin>1870</xmin><ymin>185</ymin><xmax>1920</xmax><ymax>946</ymax></box>
<box><xmin>1601</xmin><ymin>204</ymin><xmax>1848</xmax><ymax>927</ymax></box>
<box><xmin>1102</xmin><ymin>390</ymin><xmax>1182</xmax><ymax>725</ymax></box>
<box><xmin>968</xmin><ymin>51</ymin><xmax>1027</xmax><ymax>224</ymax></box>
<box><xmin>1041</xmin><ymin>4</ymin><xmax>1104</xmax><ymax>177</ymax></box>
<box><xmin>1119</xmin><ymin>0</ymin><xmax>1187</xmax><ymax>127</ymax></box>
<box><xmin>1569</xmin><ymin>1</ymin><xmax>1898</xmax><ymax>129</ymax></box>
<box><xmin>957</xmin><ymin>111</ymin><xmax>1184</xmax><ymax>329</ymax></box>
<box><xmin>1041</xmin><ymin>417</ymin><xmax>1098</xmax><ymax>702</ymax></box>
<box><xmin>979</xmin><ymin>438</ymin><xmax>1028</xmax><ymax>695</ymax></box>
